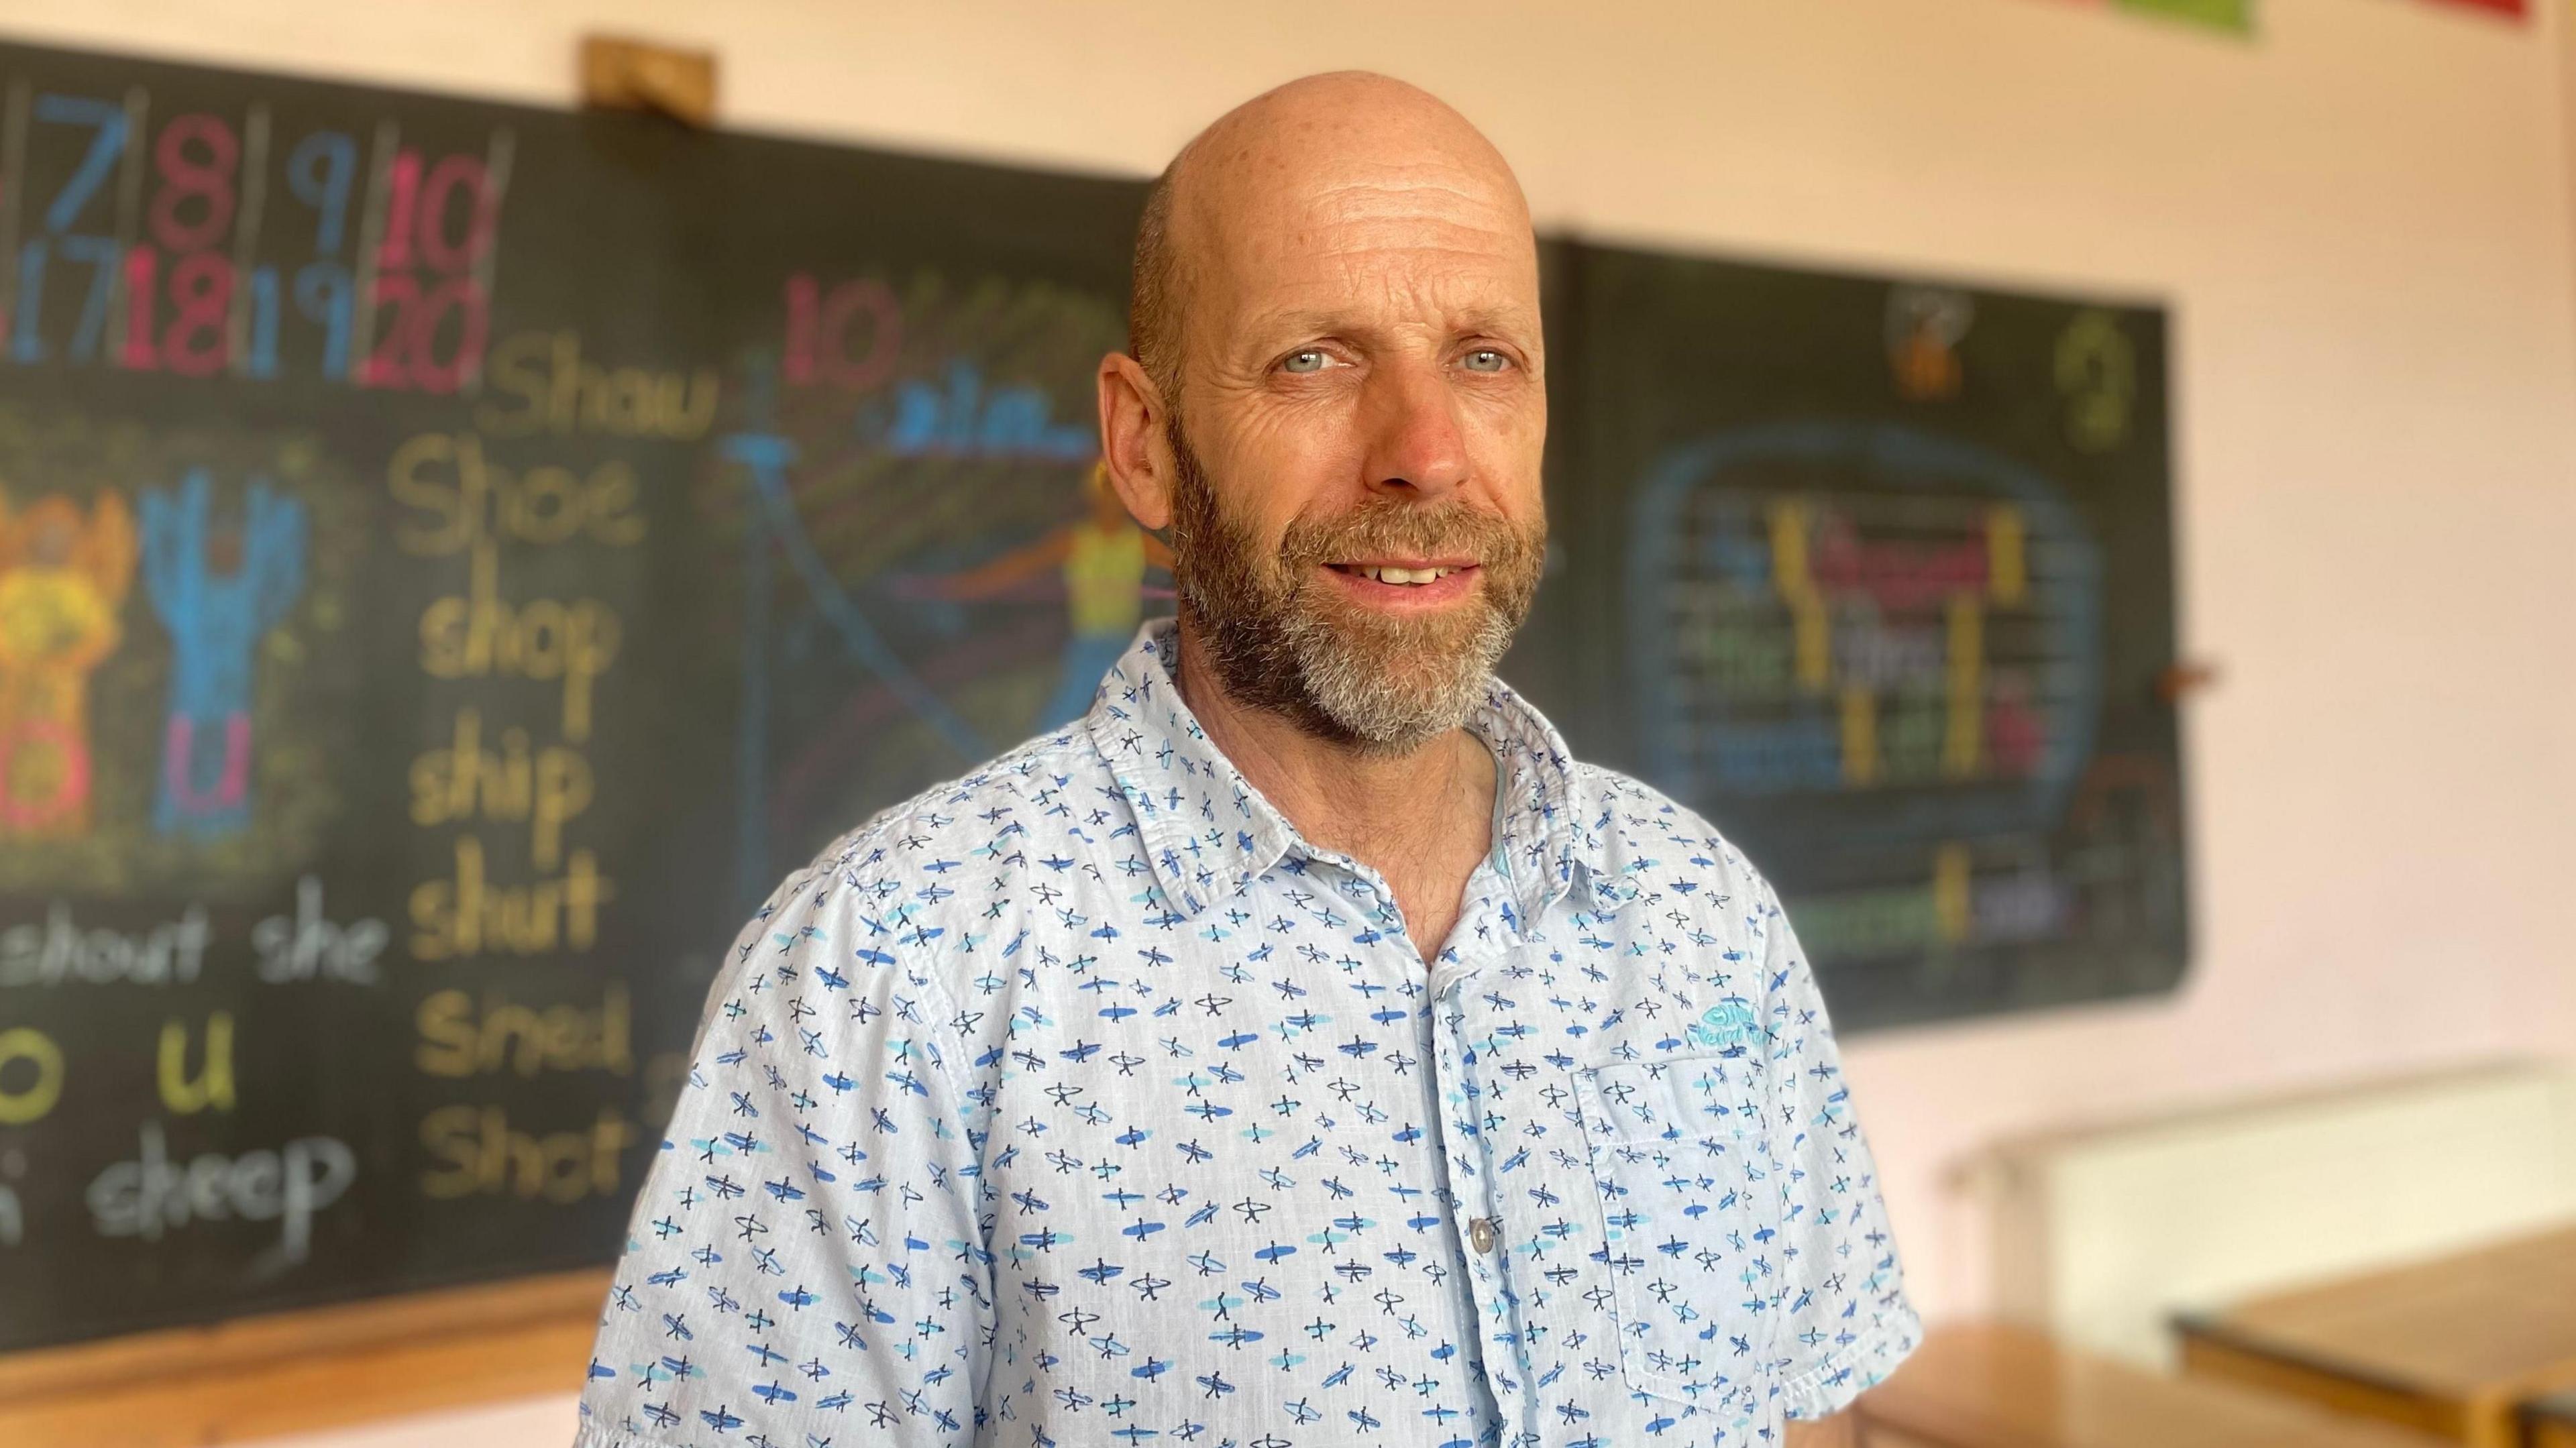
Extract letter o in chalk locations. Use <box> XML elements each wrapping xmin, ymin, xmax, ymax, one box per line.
<box><xmin>0</xmin><ymin>1027</ymin><xmax>64</xmax><ymax>1125</ymax></box>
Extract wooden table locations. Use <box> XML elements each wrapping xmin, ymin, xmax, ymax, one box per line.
<box><xmin>1854</xmin><ymin>1321</ymin><xmax>2451</xmax><ymax>1448</ymax></box>
<box><xmin>2174</xmin><ymin>1224</ymin><xmax>2576</xmax><ymax>1448</ymax></box>
<box><xmin>2524</xmin><ymin>1391</ymin><xmax>2576</xmax><ymax>1448</ymax></box>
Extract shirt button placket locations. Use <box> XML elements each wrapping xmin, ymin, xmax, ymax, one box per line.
<box><xmin>1434</xmin><ymin>971</ymin><xmax>1526</xmax><ymax>1431</ymax></box>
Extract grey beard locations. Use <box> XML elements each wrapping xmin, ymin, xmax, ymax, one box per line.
<box><xmin>1163</xmin><ymin>419</ymin><xmax>1537</xmax><ymax>758</ymax></box>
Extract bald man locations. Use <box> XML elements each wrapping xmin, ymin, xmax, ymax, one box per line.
<box><xmin>578</xmin><ymin>74</ymin><xmax>1917</xmax><ymax>1448</ymax></box>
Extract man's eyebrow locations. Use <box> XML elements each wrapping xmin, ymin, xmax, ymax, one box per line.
<box><xmin>1448</xmin><ymin>306</ymin><xmax>1541</xmax><ymax>339</ymax></box>
<box><xmin>1236</xmin><ymin>304</ymin><xmax>1542</xmax><ymax>345</ymax></box>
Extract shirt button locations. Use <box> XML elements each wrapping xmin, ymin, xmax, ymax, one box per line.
<box><xmin>1468</xmin><ymin>1216</ymin><xmax>1499</xmax><ymax>1254</ymax></box>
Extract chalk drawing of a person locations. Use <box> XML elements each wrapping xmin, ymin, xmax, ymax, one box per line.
<box><xmin>140</xmin><ymin>469</ymin><xmax>308</xmax><ymax>840</ymax></box>
<box><xmin>0</xmin><ymin>490</ymin><xmax>136</xmax><ymax>838</ymax></box>
<box><xmin>918</xmin><ymin>461</ymin><xmax>1175</xmax><ymax>730</ymax></box>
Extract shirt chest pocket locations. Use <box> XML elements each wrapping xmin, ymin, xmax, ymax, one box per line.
<box><xmin>1572</xmin><ymin>1052</ymin><xmax>1780</xmax><ymax>1426</ymax></box>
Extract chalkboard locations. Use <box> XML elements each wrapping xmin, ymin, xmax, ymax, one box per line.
<box><xmin>0</xmin><ymin>40</ymin><xmax>2186</xmax><ymax>1356</ymax></box>
<box><xmin>1511</xmin><ymin>243</ymin><xmax>2186</xmax><ymax>1033</ymax></box>
<box><xmin>0</xmin><ymin>36</ymin><xmax>1142</xmax><ymax>1353</ymax></box>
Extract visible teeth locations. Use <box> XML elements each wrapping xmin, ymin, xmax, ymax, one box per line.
<box><xmin>1352</xmin><ymin>565</ymin><xmax>1458</xmax><ymax>585</ymax></box>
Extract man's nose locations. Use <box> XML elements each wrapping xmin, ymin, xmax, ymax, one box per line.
<box><xmin>1358</xmin><ymin>355</ymin><xmax>1470</xmax><ymax>500</ymax></box>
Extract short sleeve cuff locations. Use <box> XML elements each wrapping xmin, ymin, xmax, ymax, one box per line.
<box><xmin>574</xmin><ymin>1421</ymin><xmax>680</xmax><ymax>1448</ymax></box>
<box><xmin>1776</xmin><ymin>1299</ymin><xmax>1925</xmax><ymax>1421</ymax></box>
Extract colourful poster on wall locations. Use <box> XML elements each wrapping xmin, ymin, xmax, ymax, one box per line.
<box><xmin>2045</xmin><ymin>0</ymin><xmax>2256</xmax><ymax>36</ymax></box>
<box><xmin>2119</xmin><ymin>0</ymin><xmax>2255</xmax><ymax>30</ymax></box>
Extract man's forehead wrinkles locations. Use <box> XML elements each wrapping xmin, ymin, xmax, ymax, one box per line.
<box><xmin>1250</xmin><ymin>227</ymin><xmax>1529</xmax><ymax>274</ymax></box>
<box><xmin>1205</xmin><ymin>184</ymin><xmax>1521</xmax><ymax>263</ymax></box>
<box><xmin>1232</xmin><ymin>266</ymin><xmax>1539</xmax><ymax>333</ymax></box>
<box><xmin>1300</xmin><ymin>172</ymin><xmax>1516</xmax><ymax>213</ymax></box>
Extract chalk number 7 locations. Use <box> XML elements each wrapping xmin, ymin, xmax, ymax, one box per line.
<box><xmin>13</xmin><ymin>93</ymin><xmax>129</xmax><ymax>364</ymax></box>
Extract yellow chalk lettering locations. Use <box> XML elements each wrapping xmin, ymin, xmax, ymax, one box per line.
<box><xmin>1839</xmin><ymin>686</ymin><xmax>1879</xmax><ymax>786</ymax></box>
<box><xmin>508</xmin><ymin>465</ymin><xmax>586</xmax><ymax>545</ymax></box>
<box><xmin>157</xmin><ymin>1011</ymin><xmax>235</xmax><ymax>1115</ymax></box>
<box><xmin>478</xmin><ymin>332</ymin><xmax>551</xmax><ymax>439</ymax></box>
<box><xmin>1987</xmin><ymin>506</ymin><xmax>2026</xmax><ymax>608</ymax></box>
<box><xmin>413</xmin><ymin>985</ymin><xmax>635</xmax><ymax>1078</ymax></box>
<box><xmin>1933</xmin><ymin>843</ymin><xmax>1974</xmax><ymax>946</ymax></box>
<box><xmin>417</xmin><ymin>1105</ymin><xmax>636</xmax><ymax>1202</ymax></box>
<box><xmin>1943</xmin><ymin>594</ymin><xmax>1984</xmax><ymax>779</ymax></box>
<box><xmin>473</xmin><ymin>330</ymin><xmax>720</xmax><ymax>442</ymax></box>
<box><xmin>409</xmin><ymin>837</ymin><xmax>614</xmax><ymax>961</ymax></box>
<box><xmin>388</xmin><ymin>431</ymin><xmax>471</xmax><ymax>556</ymax></box>
<box><xmin>418</xmin><ymin>1105</ymin><xmax>484</xmax><ymax>1198</ymax></box>
<box><xmin>415</xmin><ymin>989</ymin><xmax>478</xmax><ymax>1076</ymax></box>
<box><xmin>415</xmin><ymin>541</ymin><xmax>623</xmax><ymax>741</ymax></box>
<box><xmin>0</xmin><ymin>1027</ymin><xmax>64</xmax><ymax>1125</ymax></box>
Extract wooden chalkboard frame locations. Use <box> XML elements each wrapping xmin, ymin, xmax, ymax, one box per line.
<box><xmin>0</xmin><ymin>1269</ymin><xmax>604</xmax><ymax>1444</ymax></box>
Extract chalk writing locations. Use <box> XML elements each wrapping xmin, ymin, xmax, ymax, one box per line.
<box><xmin>250</xmin><ymin>876</ymin><xmax>388</xmax><ymax>985</ymax></box>
<box><xmin>1625</xmin><ymin>420</ymin><xmax>2114</xmax><ymax>972</ymax></box>
<box><xmin>0</xmin><ymin>1026</ymin><xmax>62</xmax><ymax>1124</ymax></box>
<box><xmin>0</xmin><ymin>1150</ymin><xmax>21</xmax><ymax>1246</ymax></box>
<box><xmin>0</xmin><ymin>88</ymin><xmax>510</xmax><ymax>385</ymax></box>
<box><xmin>417</xmin><ymin>1105</ymin><xmax>635</xmax><ymax>1203</ymax></box>
<box><xmin>407</xmin><ymin>834</ymin><xmax>612</xmax><ymax>960</ymax></box>
<box><xmin>388</xmin><ymin>430</ymin><xmax>645</xmax><ymax>555</ymax></box>
<box><xmin>415</xmin><ymin>540</ymin><xmax>620</xmax><ymax>744</ymax></box>
<box><xmin>156</xmin><ymin>1011</ymin><xmax>233</xmax><ymax>1114</ymax></box>
<box><xmin>409</xmin><ymin>708</ymin><xmax>592</xmax><ymax>871</ymax></box>
<box><xmin>883</xmin><ymin>358</ymin><xmax>1094</xmax><ymax>460</ymax></box>
<box><xmin>0</xmin><ymin>901</ymin><xmax>209</xmax><ymax>986</ymax></box>
<box><xmin>478</xmin><ymin>331</ymin><xmax>718</xmax><ymax>440</ymax></box>
<box><xmin>87</xmin><ymin>1119</ymin><xmax>356</xmax><ymax>1266</ymax></box>
<box><xmin>394</xmin><ymin>427</ymin><xmax>632</xmax><ymax>969</ymax></box>
<box><xmin>413</xmin><ymin>983</ymin><xmax>631</xmax><ymax>1078</ymax></box>
<box><xmin>2056</xmin><ymin>310</ymin><xmax>2135</xmax><ymax>453</ymax></box>
<box><xmin>1669</xmin><ymin>486</ymin><xmax>2065</xmax><ymax>795</ymax></box>
<box><xmin>780</xmin><ymin>272</ymin><xmax>898</xmax><ymax>390</ymax></box>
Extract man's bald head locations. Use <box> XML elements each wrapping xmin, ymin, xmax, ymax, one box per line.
<box><xmin>1096</xmin><ymin>71</ymin><xmax>1549</xmax><ymax>755</ymax></box>
<box><xmin>1128</xmin><ymin>72</ymin><xmax>1534</xmax><ymax>408</ymax></box>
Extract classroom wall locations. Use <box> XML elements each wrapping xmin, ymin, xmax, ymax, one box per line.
<box><xmin>4</xmin><ymin>0</ymin><xmax>2569</xmax><ymax>1339</ymax></box>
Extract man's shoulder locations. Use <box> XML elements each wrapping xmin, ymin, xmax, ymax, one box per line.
<box><xmin>709</xmin><ymin>724</ymin><xmax>1114</xmax><ymax>1044</ymax></box>
<box><xmin>751</xmin><ymin>724</ymin><xmax>1109</xmax><ymax>926</ymax></box>
<box><xmin>1566</xmin><ymin>757</ymin><xmax>1776</xmax><ymax>907</ymax></box>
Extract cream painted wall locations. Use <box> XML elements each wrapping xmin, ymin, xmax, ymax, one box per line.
<box><xmin>5</xmin><ymin>0</ymin><xmax>2570</xmax><ymax>1376</ymax></box>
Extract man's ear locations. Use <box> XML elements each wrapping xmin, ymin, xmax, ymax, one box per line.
<box><xmin>1096</xmin><ymin>351</ymin><xmax>1174</xmax><ymax>532</ymax></box>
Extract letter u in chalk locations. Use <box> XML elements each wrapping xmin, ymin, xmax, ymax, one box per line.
<box><xmin>139</xmin><ymin>469</ymin><xmax>309</xmax><ymax>840</ymax></box>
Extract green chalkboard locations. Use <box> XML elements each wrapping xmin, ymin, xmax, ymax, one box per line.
<box><xmin>1511</xmin><ymin>243</ymin><xmax>2186</xmax><ymax>1032</ymax></box>
<box><xmin>0</xmin><ymin>39</ymin><xmax>2184</xmax><ymax>1357</ymax></box>
<box><xmin>0</xmin><ymin>36</ymin><xmax>1143</xmax><ymax>1353</ymax></box>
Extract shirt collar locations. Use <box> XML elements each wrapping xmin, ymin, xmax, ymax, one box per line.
<box><xmin>1082</xmin><ymin>617</ymin><xmax>1616</xmax><ymax>925</ymax></box>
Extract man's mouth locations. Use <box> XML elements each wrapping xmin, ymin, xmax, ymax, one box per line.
<box><xmin>1324</xmin><ymin>560</ymin><xmax>1477</xmax><ymax>587</ymax></box>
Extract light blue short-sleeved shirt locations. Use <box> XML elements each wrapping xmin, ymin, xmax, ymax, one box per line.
<box><xmin>577</xmin><ymin>616</ymin><xmax>1919</xmax><ymax>1448</ymax></box>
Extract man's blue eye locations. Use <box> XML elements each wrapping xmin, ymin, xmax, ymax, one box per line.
<box><xmin>1282</xmin><ymin>350</ymin><xmax>1328</xmax><ymax>374</ymax></box>
<box><xmin>1463</xmin><ymin>349</ymin><xmax>1508</xmax><ymax>372</ymax></box>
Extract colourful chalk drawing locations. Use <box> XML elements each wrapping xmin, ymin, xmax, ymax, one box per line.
<box><xmin>0</xmin><ymin>488</ymin><xmax>135</xmax><ymax>836</ymax></box>
<box><xmin>912</xmin><ymin>461</ymin><xmax>1175</xmax><ymax>729</ymax></box>
<box><xmin>140</xmin><ymin>469</ymin><xmax>309</xmax><ymax>839</ymax></box>
<box><xmin>703</xmin><ymin>271</ymin><xmax>1129</xmax><ymax>901</ymax></box>
<box><xmin>1627</xmin><ymin>419</ymin><xmax>2106</xmax><ymax>964</ymax></box>
<box><xmin>0</xmin><ymin>406</ymin><xmax>356</xmax><ymax>892</ymax></box>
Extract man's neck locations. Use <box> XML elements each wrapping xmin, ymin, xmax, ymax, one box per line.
<box><xmin>1169</xmin><ymin>619</ymin><xmax>1497</xmax><ymax>893</ymax></box>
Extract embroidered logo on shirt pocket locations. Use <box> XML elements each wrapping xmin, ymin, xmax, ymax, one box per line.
<box><xmin>1572</xmin><ymin>1051</ymin><xmax>1778</xmax><ymax>1424</ymax></box>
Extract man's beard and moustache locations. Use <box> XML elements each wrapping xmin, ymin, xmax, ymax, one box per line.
<box><xmin>1162</xmin><ymin>418</ymin><xmax>1547</xmax><ymax>757</ymax></box>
